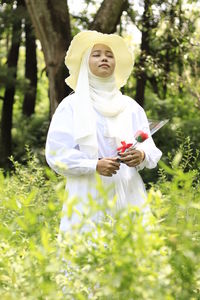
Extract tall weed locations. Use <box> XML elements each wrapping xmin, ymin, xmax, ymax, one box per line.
<box><xmin>0</xmin><ymin>146</ymin><xmax>199</xmax><ymax>299</ymax></box>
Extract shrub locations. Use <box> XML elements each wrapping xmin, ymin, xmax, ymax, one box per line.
<box><xmin>0</xmin><ymin>147</ymin><xmax>199</xmax><ymax>299</ymax></box>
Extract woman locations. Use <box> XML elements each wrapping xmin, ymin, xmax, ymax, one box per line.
<box><xmin>45</xmin><ymin>31</ymin><xmax>162</xmax><ymax>232</ymax></box>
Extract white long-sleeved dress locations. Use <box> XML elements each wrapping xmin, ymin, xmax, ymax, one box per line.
<box><xmin>45</xmin><ymin>94</ymin><xmax>162</xmax><ymax>231</ymax></box>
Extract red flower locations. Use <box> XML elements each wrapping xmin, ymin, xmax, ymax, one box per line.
<box><xmin>117</xmin><ymin>141</ymin><xmax>133</xmax><ymax>153</ymax></box>
<box><xmin>135</xmin><ymin>130</ymin><xmax>149</xmax><ymax>143</ymax></box>
<box><xmin>117</xmin><ymin>130</ymin><xmax>149</xmax><ymax>153</ymax></box>
<box><xmin>117</xmin><ymin>130</ymin><xmax>149</xmax><ymax>156</ymax></box>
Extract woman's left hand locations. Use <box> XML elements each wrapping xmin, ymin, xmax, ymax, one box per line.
<box><xmin>119</xmin><ymin>149</ymin><xmax>145</xmax><ymax>167</ymax></box>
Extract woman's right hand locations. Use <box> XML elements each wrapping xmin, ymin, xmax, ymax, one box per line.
<box><xmin>96</xmin><ymin>157</ymin><xmax>120</xmax><ymax>177</ymax></box>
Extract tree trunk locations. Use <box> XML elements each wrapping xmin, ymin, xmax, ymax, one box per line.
<box><xmin>163</xmin><ymin>47</ymin><xmax>170</xmax><ymax>99</ymax></box>
<box><xmin>22</xmin><ymin>17</ymin><xmax>37</xmax><ymax>116</ymax></box>
<box><xmin>90</xmin><ymin>0</ymin><xmax>128</xmax><ymax>33</ymax></box>
<box><xmin>135</xmin><ymin>0</ymin><xmax>151</xmax><ymax>107</ymax></box>
<box><xmin>0</xmin><ymin>2</ymin><xmax>22</xmax><ymax>168</ymax></box>
<box><xmin>24</xmin><ymin>0</ymin><xmax>72</xmax><ymax>115</ymax></box>
<box><xmin>178</xmin><ymin>0</ymin><xmax>183</xmax><ymax>95</ymax></box>
<box><xmin>162</xmin><ymin>4</ymin><xmax>175</xmax><ymax>99</ymax></box>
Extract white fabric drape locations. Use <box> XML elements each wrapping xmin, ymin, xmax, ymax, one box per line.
<box><xmin>88</xmin><ymin>69</ymin><xmax>125</xmax><ymax>117</ymax></box>
<box><xmin>72</xmin><ymin>49</ymin><xmax>133</xmax><ymax>159</ymax></box>
<box><xmin>45</xmin><ymin>94</ymin><xmax>162</xmax><ymax>231</ymax></box>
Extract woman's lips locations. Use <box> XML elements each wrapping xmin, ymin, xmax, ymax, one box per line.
<box><xmin>99</xmin><ymin>64</ymin><xmax>110</xmax><ymax>68</ymax></box>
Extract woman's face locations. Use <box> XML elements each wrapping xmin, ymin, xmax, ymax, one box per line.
<box><xmin>89</xmin><ymin>44</ymin><xmax>115</xmax><ymax>78</ymax></box>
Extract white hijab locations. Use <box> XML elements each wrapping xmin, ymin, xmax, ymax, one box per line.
<box><xmin>72</xmin><ymin>48</ymin><xmax>133</xmax><ymax>158</ymax></box>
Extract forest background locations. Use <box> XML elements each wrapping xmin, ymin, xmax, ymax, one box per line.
<box><xmin>0</xmin><ymin>0</ymin><xmax>200</xmax><ymax>299</ymax></box>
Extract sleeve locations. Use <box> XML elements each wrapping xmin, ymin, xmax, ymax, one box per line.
<box><xmin>45</xmin><ymin>100</ymin><xmax>98</xmax><ymax>176</ymax></box>
<box><xmin>134</xmin><ymin>105</ymin><xmax>162</xmax><ymax>171</ymax></box>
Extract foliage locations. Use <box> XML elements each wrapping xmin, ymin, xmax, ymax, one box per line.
<box><xmin>0</xmin><ymin>145</ymin><xmax>200</xmax><ymax>299</ymax></box>
<box><xmin>0</xmin><ymin>42</ymin><xmax>49</xmax><ymax>164</ymax></box>
<box><xmin>0</xmin><ymin>150</ymin><xmax>64</xmax><ymax>299</ymax></box>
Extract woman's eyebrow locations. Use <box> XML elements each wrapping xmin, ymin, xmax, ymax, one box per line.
<box><xmin>106</xmin><ymin>51</ymin><xmax>113</xmax><ymax>55</ymax></box>
<box><xmin>92</xmin><ymin>50</ymin><xmax>101</xmax><ymax>53</ymax></box>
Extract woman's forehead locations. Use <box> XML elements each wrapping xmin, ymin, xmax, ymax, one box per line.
<box><xmin>91</xmin><ymin>43</ymin><xmax>113</xmax><ymax>53</ymax></box>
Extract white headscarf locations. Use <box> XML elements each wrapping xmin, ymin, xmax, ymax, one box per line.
<box><xmin>88</xmin><ymin>67</ymin><xmax>125</xmax><ymax>117</ymax></box>
<box><xmin>72</xmin><ymin>48</ymin><xmax>133</xmax><ymax>158</ymax></box>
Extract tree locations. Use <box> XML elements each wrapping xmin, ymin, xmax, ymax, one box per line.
<box><xmin>22</xmin><ymin>14</ymin><xmax>37</xmax><ymax>116</ymax></box>
<box><xmin>134</xmin><ymin>0</ymin><xmax>155</xmax><ymax>107</ymax></box>
<box><xmin>0</xmin><ymin>0</ymin><xmax>23</xmax><ymax>168</ymax></box>
<box><xmin>89</xmin><ymin>0</ymin><xmax>128</xmax><ymax>33</ymax></box>
<box><xmin>24</xmin><ymin>0</ymin><xmax>72</xmax><ymax>115</ymax></box>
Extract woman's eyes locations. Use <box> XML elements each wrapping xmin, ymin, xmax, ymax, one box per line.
<box><xmin>92</xmin><ymin>54</ymin><xmax>113</xmax><ymax>58</ymax></box>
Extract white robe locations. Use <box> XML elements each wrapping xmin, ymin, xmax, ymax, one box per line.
<box><xmin>45</xmin><ymin>94</ymin><xmax>162</xmax><ymax>231</ymax></box>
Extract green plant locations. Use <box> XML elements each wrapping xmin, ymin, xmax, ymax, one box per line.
<box><xmin>0</xmin><ymin>147</ymin><xmax>200</xmax><ymax>299</ymax></box>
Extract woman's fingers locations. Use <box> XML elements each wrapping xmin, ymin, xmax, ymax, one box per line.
<box><xmin>97</xmin><ymin>151</ymin><xmax>145</xmax><ymax>174</ymax></box>
<box><xmin>96</xmin><ymin>150</ymin><xmax>145</xmax><ymax>175</ymax></box>
<box><xmin>108</xmin><ymin>159</ymin><xmax>120</xmax><ymax>172</ymax></box>
<box><xmin>119</xmin><ymin>150</ymin><xmax>145</xmax><ymax>166</ymax></box>
<box><xmin>96</xmin><ymin>158</ymin><xmax>120</xmax><ymax>176</ymax></box>
<box><xmin>110</xmin><ymin>161</ymin><xmax>120</xmax><ymax>169</ymax></box>
<box><xmin>108</xmin><ymin>157</ymin><xmax>120</xmax><ymax>166</ymax></box>
<box><xmin>119</xmin><ymin>154</ymin><xmax>132</xmax><ymax>162</ymax></box>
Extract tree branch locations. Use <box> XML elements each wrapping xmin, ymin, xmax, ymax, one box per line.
<box><xmin>89</xmin><ymin>0</ymin><xmax>128</xmax><ymax>33</ymax></box>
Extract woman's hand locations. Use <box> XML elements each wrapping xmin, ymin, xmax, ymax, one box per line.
<box><xmin>96</xmin><ymin>157</ymin><xmax>120</xmax><ymax>177</ymax></box>
<box><xmin>119</xmin><ymin>149</ymin><xmax>145</xmax><ymax>167</ymax></box>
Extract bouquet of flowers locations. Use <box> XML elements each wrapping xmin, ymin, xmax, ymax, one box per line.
<box><xmin>117</xmin><ymin>119</ymin><xmax>168</xmax><ymax>158</ymax></box>
<box><xmin>117</xmin><ymin>130</ymin><xmax>149</xmax><ymax>154</ymax></box>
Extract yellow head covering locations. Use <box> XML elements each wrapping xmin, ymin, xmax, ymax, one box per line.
<box><xmin>65</xmin><ymin>30</ymin><xmax>134</xmax><ymax>90</ymax></box>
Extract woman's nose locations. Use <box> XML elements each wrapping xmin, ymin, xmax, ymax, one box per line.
<box><xmin>101</xmin><ymin>55</ymin><xmax>108</xmax><ymax>61</ymax></box>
